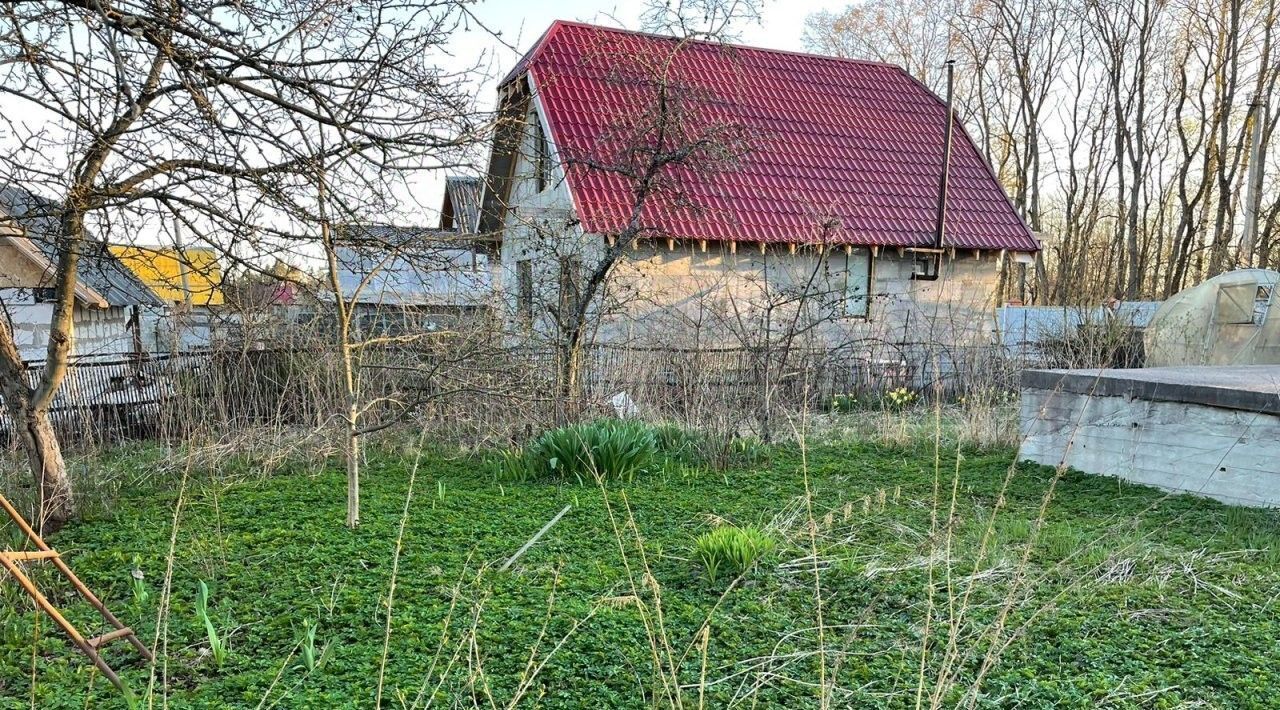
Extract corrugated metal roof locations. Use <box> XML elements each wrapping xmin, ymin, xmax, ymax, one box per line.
<box><xmin>507</xmin><ymin>21</ymin><xmax>1039</xmax><ymax>252</ymax></box>
<box><xmin>0</xmin><ymin>186</ymin><xmax>164</xmax><ymax>307</ymax></box>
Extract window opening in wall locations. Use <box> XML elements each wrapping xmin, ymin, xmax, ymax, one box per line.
<box><xmin>516</xmin><ymin>259</ymin><xmax>534</xmax><ymax>327</ymax></box>
<box><xmin>1254</xmin><ymin>284</ymin><xmax>1273</xmax><ymax>325</ymax></box>
<box><xmin>910</xmin><ymin>252</ymin><xmax>940</xmax><ymax>281</ymax></box>
<box><xmin>823</xmin><ymin>248</ymin><xmax>871</xmax><ymax>318</ymax></box>
<box><xmin>1215</xmin><ymin>282</ymin><xmax>1263</xmax><ymax>325</ymax></box>
<box><xmin>533</xmin><ymin>117</ymin><xmax>551</xmax><ymax>193</ymax></box>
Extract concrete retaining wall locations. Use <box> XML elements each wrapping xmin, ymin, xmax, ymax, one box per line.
<box><xmin>1018</xmin><ymin>366</ymin><xmax>1280</xmax><ymax>507</ymax></box>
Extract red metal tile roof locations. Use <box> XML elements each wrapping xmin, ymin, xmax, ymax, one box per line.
<box><xmin>506</xmin><ymin>21</ymin><xmax>1038</xmax><ymax>252</ymax></box>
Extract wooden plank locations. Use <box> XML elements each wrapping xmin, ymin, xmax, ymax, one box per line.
<box><xmin>0</xmin><ymin>552</ymin><xmax>123</xmax><ymax>691</ymax></box>
<box><xmin>0</xmin><ymin>492</ymin><xmax>155</xmax><ymax>665</ymax></box>
<box><xmin>87</xmin><ymin>627</ymin><xmax>134</xmax><ymax>649</ymax></box>
<box><xmin>500</xmin><ymin>505</ymin><xmax>572</xmax><ymax>572</ymax></box>
<box><xmin>1</xmin><ymin>550</ymin><xmax>60</xmax><ymax>562</ymax></box>
<box><xmin>0</xmin><ymin>494</ymin><xmax>50</xmax><ymax>550</ymax></box>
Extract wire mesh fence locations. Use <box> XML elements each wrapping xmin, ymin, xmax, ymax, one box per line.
<box><xmin>1</xmin><ymin>339</ymin><xmax>1024</xmax><ymax>450</ymax></box>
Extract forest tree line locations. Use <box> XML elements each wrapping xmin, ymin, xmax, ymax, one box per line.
<box><xmin>806</xmin><ymin>0</ymin><xmax>1280</xmax><ymax>303</ymax></box>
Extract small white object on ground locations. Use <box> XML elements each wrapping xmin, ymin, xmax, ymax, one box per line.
<box><xmin>609</xmin><ymin>391</ymin><xmax>639</xmax><ymax>418</ymax></box>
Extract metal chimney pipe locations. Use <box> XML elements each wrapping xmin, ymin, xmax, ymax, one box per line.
<box><xmin>933</xmin><ymin>59</ymin><xmax>956</xmax><ymax>250</ymax></box>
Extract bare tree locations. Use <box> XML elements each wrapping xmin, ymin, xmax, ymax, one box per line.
<box><xmin>494</xmin><ymin>20</ymin><xmax>758</xmax><ymax>414</ymax></box>
<box><xmin>808</xmin><ymin>0</ymin><xmax>1280</xmax><ymax>304</ymax></box>
<box><xmin>640</xmin><ymin>0</ymin><xmax>764</xmax><ymax>39</ymax></box>
<box><xmin>803</xmin><ymin>0</ymin><xmax>964</xmax><ymax>88</ymax></box>
<box><xmin>0</xmin><ymin>0</ymin><xmax>479</xmax><ymax>530</ymax></box>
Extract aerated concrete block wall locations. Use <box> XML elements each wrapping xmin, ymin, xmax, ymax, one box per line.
<box><xmin>3</xmin><ymin>302</ymin><xmax>136</xmax><ymax>361</ymax></box>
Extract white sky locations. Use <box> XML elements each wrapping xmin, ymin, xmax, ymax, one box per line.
<box><xmin>449</xmin><ymin>0</ymin><xmax>828</xmax><ymax>86</ymax></box>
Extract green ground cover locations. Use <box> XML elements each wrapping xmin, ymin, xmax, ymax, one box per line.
<box><xmin>1</xmin><ymin>437</ymin><xmax>1278</xmax><ymax>708</ymax></box>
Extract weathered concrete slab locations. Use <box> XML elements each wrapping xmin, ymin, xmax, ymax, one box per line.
<box><xmin>1021</xmin><ymin>365</ymin><xmax>1280</xmax><ymax>414</ymax></box>
<box><xmin>1019</xmin><ymin>366</ymin><xmax>1280</xmax><ymax>507</ymax></box>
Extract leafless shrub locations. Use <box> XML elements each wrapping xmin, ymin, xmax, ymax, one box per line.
<box><xmin>1035</xmin><ymin>316</ymin><xmax>1145</xmax><ymax>369</ymax></box>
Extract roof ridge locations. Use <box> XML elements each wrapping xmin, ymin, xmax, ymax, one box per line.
<box><xmin>0</xmin><ymin>185</ymin><xmax>165</xmax><ymax>306</ymax></box>
<box><xmin>500</xmin><ymin>19</ymin><xmax>910</xmax><ymax>88</ymax></box>
<box><xmin>543</xmin><ymin>19</ymin><xmax>908</xmax><ymax>72</ymax></box>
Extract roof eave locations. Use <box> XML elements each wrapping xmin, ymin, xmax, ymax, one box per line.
<box><xmin>0</xmin><ymin>228</ymin><xmax>110</xmax><ymax>308</ymax></box>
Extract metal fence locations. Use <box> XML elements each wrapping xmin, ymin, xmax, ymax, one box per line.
<box><xmin>0</xmin><ymin>353</ymin><xmax>189</xmax><ymax>443</ymax></box>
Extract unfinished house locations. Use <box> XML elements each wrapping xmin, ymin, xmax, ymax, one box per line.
<box><xmin>329</xmin><ymin>179</ymin><xmax>496</xmax><ymax>334</ymax></box>
<box><xmin>0</xmin><ymin>186</ymin><xmax>164</xmax><ymax>362</ymax></box>
<box><xmin>479</xmin><ymin>22</ymin><xmax>1039</xmax><ymax>382</ymax></box>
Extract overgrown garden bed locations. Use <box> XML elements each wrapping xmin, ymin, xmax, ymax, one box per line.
<box><xmin>1</xmin><ymin>433</ymin><xmax>1277</xmax><ymax>708</ymax></box>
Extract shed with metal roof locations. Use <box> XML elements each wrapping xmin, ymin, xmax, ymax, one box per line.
<box><xmin>0</xmin><ymin>186</ymin><xmax>166</xmax><ymax>361</ymax></box>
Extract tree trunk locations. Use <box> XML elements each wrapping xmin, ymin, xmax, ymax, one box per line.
<box><xmin>558</xmin><ymin>322</ymin><xmax>586</xmax><ymax>424</ymax></box>
<box><xmin>316</xmin><ymin>166</ymin><xmax>363</xmax><ymax>529</ymax></box>
<box><xmin>0</xmin><ymin>310</ymin><xmax>74</xmax><ymax>533</ymax></box>
<box><xmin>19</xmin><ymin>409</ymin><xmax>73</xmax><ymax>533</ymax></box>
<box><xmin>0</xmin><ymin>376</ymin><xmax>73</xmax><ymax>533</ymax></box>
<box><xmin>345</xmin><ymin>407</ymin><xmax>360</xmax><ymax>528</ymax></box>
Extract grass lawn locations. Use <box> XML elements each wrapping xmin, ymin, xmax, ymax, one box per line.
<box><xmin>1</xmin><ymin>437</ymin><xmax>1279</xmax><ymax>708</ymax></box>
